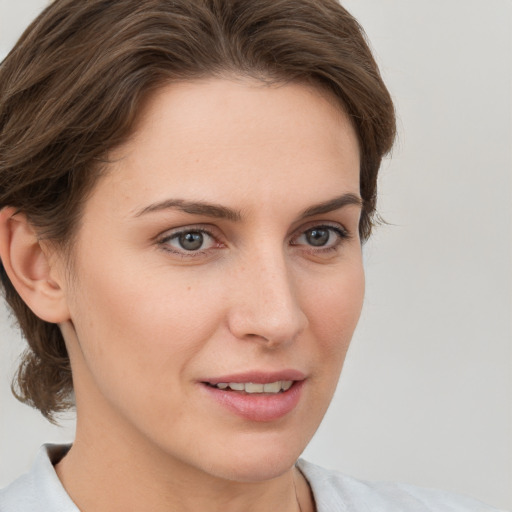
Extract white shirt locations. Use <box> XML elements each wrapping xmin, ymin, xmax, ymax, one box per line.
<box><xmin>0</xmin><ymin>444</ymin><xmax>505</xmax><ymax>511</ymax></box>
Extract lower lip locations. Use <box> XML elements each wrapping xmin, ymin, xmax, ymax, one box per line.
<box><xmin>200</xmin><ymin>381</ymin><xmax>305</xmax><ymax>422</ymax></box>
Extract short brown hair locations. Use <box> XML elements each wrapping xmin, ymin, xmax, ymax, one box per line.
<box><xmin>0</xmin><ymin>0</ymin><xmax>395</xmax><ymax>419</ymax></box>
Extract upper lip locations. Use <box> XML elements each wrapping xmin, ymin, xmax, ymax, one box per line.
<box><xmin>203</xmin><ymin>369</ymin><xmax>306</xmax><ymax>385</ymax></box>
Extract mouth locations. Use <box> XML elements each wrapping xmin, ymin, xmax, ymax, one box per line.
<box><xmin>200</xmin><ymin>371</ymin><xmax>305</xmax><ymax>422</ymax></box>
<box><xmin>204</xmin><ymin>380</ymin><xmax>294</xmax><ymax>394</ymax></box>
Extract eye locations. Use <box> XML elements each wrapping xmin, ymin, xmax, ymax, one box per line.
<box><xmin>159</xmin><ymin>228</ymin><xmax>219</xmax><ymax>254</ymax></box>
<box><xmin>176</xmin><ymin>231</ymin><xmax>207</xmax><ymax>251</ymax></box>
<box><xmin>292</xmin><ymin>224</ymin><xmax>348</xmax><ymax>250</ymax></box>
<box><xmin>304</xmin><ymin>227</ymin><xmax>332</xmax><ymax>247</ymax></box>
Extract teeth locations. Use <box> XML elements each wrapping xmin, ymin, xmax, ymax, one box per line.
<box><xmin>263</xmin><ymin>381</ymin><xmax>282</xmax><ymax>393</ymax></box>
<box><xmin>282</xmin><ymin>381</ymin><xmax>293</xmax><ymax>391</ymax></box>
<box><xmin>245</xmin><ymin>383</ymin><xmax>264</xmax><ymax>393</ymax></box>
<box><xmin>212</xmin><ymin>381</ymin><xmax>294</xmax><ymax>393</ymax></box>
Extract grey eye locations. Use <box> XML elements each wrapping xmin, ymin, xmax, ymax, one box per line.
<box><xmin>178</xmin><ymin>231</ymin><xmax>204</xmax><ymax>251</ymax></box>
<box><xmin>293</xmin><ymin>225</ymin><xmax>347</xmax><ymax>251</ymax></box>
<box><xmin>305</xmin><ymin>228</ymin><xmax>331</xmax><ymax>247</ymax></box>
<box><xmin>161</xmin><ymin>228</ymin><xmax>218</xmax><ymax>255</ymax></box>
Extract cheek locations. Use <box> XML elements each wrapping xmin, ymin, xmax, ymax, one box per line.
<box><xmin>303</xmin><ymin>259</ymin><xmax>365</xmax><ymax>362</ymax></box>
<box><xmin>66</xmin><ymin>259</ymin><xmax>222</xmax><ymax>396</ymax></box>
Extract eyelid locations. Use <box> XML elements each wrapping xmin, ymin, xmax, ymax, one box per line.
<box><xmin>157</xmin><ymin>223</ymin><xmax>221</xmax><ymax>240</ymax></box>
<box><xmin>291</xmin><ymin>221</ymin><xmax>350</xmax><ymax>241</ymax></box>
<box><xmin>156</xmin><ymin>224</ymin><xmax>224</xmax><ymax>257</ymax></box>
<box><xmin>289</xmin><ymin>222</ymin><xmax>351</xmax><ymax>255</ymax></box>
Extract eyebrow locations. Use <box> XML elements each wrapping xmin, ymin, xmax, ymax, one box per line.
<box><xmin>134</xmin><ymin>193</ymin><xmax>362</xmax><ymax>221</ymax></box>
<box><xmin>298</xmin><ymin>193</ymin><xmax>362</xmax><ymax>219</ymax></box>
<box><xmin>135</xmin><ymin>199</ymin><xmax>242</xmax><ymax>221</ymax></box>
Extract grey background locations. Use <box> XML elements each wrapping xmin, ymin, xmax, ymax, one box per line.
<box><xmin>0</xmin><ymin>0</ymin><xmax>511</xmax><ymax>509</ymax></box>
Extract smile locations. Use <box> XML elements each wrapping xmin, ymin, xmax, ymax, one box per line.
<box><xmin>201</xmin><ymin>372</ymin><xmax>305</xmax><ymax>422</ymax></box>
<box><xmin>207</xmin><ymin>381</ymin><xmax>294</xmax><ymax>393</ymax></box>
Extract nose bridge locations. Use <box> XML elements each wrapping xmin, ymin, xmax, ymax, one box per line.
<box><xmin>227</xmin><ymin>245</ymin><xmax>308</xmax><ymax>346</ymax></box>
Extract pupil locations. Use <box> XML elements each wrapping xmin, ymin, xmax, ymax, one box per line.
<box><xmin>306</xmin><ymin>228</ymin><xmax>329</xmax><ymax>246</ymax></box>
<box><xmin>179</xmin><ymin>232</ymin><xmax>204</xmax><ymax>251</ymax></box>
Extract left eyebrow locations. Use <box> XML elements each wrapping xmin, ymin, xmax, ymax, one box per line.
<box><xmin>298</xmin><ymin>193</ymin><xmax>362</xmax><ymax>219</ymax></box>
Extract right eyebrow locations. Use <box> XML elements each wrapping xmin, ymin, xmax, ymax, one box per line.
<box><xmin>134</xmin><ymin>199</ymin><xmax>242</xmax><ymax>222</ymax></box>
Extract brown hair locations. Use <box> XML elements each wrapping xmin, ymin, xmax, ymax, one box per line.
<box><xmin>0</xmin><ymin>0</ymin><xmax>395</xmax><ymax>420</ymax></box>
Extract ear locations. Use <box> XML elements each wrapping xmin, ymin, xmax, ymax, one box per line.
<box><xmin>0</xmin><ymin>207</ymin><xmax>70</xmax><ymax>323</ymax></box>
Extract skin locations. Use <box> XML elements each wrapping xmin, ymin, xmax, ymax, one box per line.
<box><xmin>3</xmin><ymin>78</ymin><xmax>364</xmax><ymax>511</ymax></box>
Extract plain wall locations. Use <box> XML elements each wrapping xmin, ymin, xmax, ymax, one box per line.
<box><xmin>0</xmin><ymin>1</ymin><xmax>511</xmax><ymax>509</ymax></box>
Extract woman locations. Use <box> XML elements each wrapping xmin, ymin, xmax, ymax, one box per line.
<box><xmin>0</xmin><ymin>1</ymin><xmax>504</xmax><ymax>511</ymax></box>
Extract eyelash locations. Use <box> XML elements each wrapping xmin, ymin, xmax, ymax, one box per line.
<box><xmin>157</xmin><ymin>224</ymin><xmax>221</xmax><ymax>258</ymax></box>
<box><xmin>291</xmin><ymin>224</ymin><xmax>350</xmax><ymax>255</ymax></box>
<box><xmin>157</xmin><ymin>223</ymin><xmax>350</xmax><ymax>259</ymax></box>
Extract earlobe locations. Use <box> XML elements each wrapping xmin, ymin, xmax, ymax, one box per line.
<box><xmin>0</xmin><ymin>207</ymin><xmax>70</xmax><ymax>323</ymax></box>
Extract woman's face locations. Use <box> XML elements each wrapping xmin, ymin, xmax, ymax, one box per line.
<box><xmin>59</xmin><ymin>78</ymin><xmax>364</xmax><ymax>481</ymax></box>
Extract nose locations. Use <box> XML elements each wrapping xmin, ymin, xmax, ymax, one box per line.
<box><xmin>226</xmin><ymin>249</ymin><xmax>309</xmax><ymax>348</ymax></box>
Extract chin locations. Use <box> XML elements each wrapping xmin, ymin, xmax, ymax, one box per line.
<box><xmin>193</xmin><ymin>430</ymin><xmax>311</xmax><ymax>483</ymax></box>
<box><xmin>206</xmin><ymin>451</ymin><xmax>299</xmax><ymax>483</ymax></box>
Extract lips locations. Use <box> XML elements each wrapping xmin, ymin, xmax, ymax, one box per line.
<box><xmin>207</xmin><ymin>381</ymin><xmax>293</xmax><ymax>393</ymax></box>
<box><xmin>200</xmin><ymin>370</ymin><xmax>306</xmax><ymax>422</ymax></box>
<box><xmin>204</xmin><ymin>369</ymin><xmax>306</xmax><ymax>386</ymax></box>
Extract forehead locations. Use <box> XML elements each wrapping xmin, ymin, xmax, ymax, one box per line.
<box><xmin>94</xmin><ymin>78</ymin><xmax>361</xmax><ymax>218</ymax></box>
